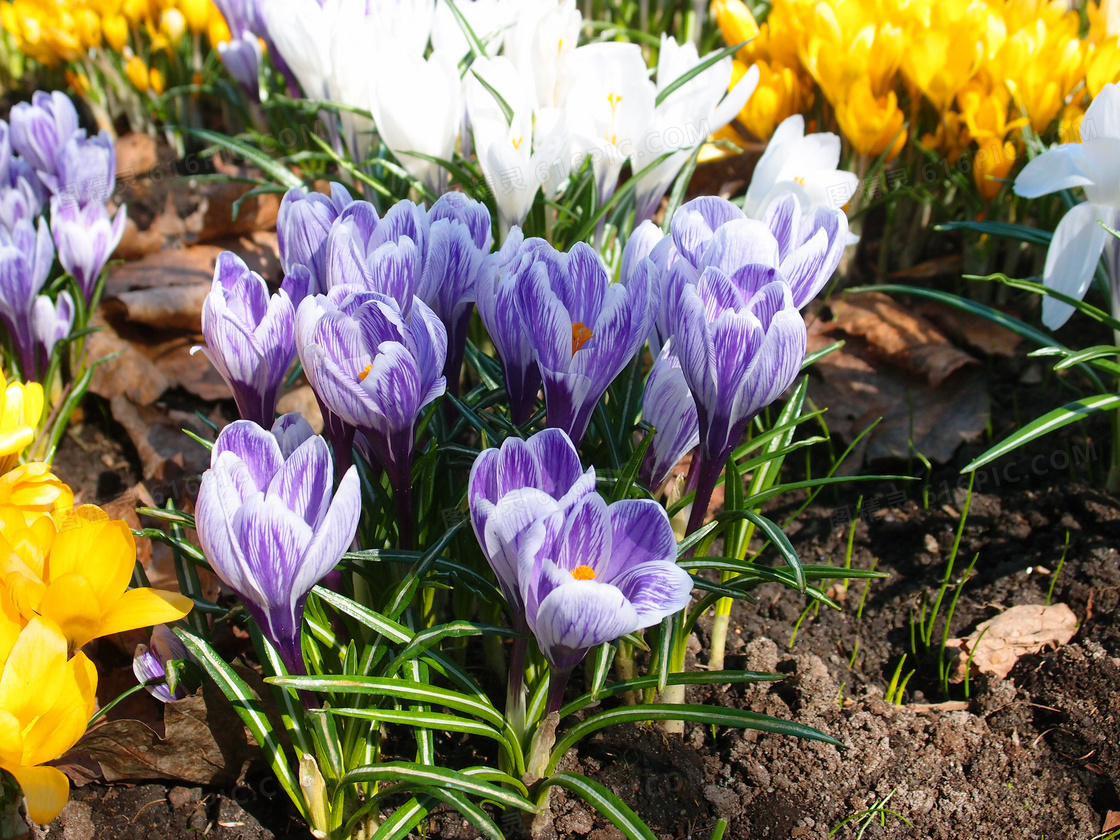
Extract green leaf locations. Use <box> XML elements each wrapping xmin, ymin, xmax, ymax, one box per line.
<box><xmin>962</xmin><ymin>393</ymin><xmax>1120</xmax><ymax>473</ymax></box>
<box><xmin>731</xmin><ymin>509</ymin><xmax>805</xmax><ymax>591</ymax></box>
<box><xmin>610</xmin><ymin>428</ymin><xmax>654</xmax><ymax>502</ymax></box>
<box><xmin>312</xmin><ymin>586</ymin><xmax>413</xmax><ymax>644</ymax></box>
<box><xmin>539</xmin><ymin>774</ymin><xmax>657</xmax><ymax>840</ymax></box>
<box><xmin>547</xmin><ymin>705</ymin><xmax>840</xmax><ymax>775</ymax></box>
<box><xmin>934</xmin><ymin>219</ymin><xmax>1053</xmax><ymax>246</ymax></box>
<box><xmin>186</xmin><ymin>128</ymin><xmax>302</xmax><ymax>189</ymax></box>
<box><xmin>802</xmin><ymin>340</ymin><xmax>844</xmax><ymax>368</ymax></box>
<box><xmin>173</xmin><ymin>629</ymin><xmax>307</xmax><ymax>819</ymax></box>
<box><xmin>443</xmin><ymin>0</ymin><xmax>489</xmax><ymax>60</ymax></box>
<box><xmin>366</xmin><ymin>795</ymin><xmax>433</xmax><ymax>840</ymax></box>
<box><xmin>560</xmin><ymin>670</ymin><xmax>781</xmax><ymax>718</ymax></box>
<box><xmin>470</xmin><ymin>66</ymin><xmax>513</xmax><ymax>125</ymax></box>
<box><xmin>969</xmin><ymin>273</ymin><xmax>1120</xmax><ymax>332</ymax></box>
<box><xmin>340</xmin><ymin>762</ymin><xmax>536</xmax><ymax>812</ymax></box>
<box><xmin>392</xmin><ymin>621</ymin><xmax>513</xmax><ymax>667</ymax></box>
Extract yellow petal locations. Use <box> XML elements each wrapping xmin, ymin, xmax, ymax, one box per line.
<box><xmin>97</xmin><ymin>587</ymin><xmax>193</xmax><ymax>638</ymax></box>
<box><xmin>21</xmin><ymin>653</ymin><xmax>96</xmax><ymax>766</ymax></box>
<box><xmin>9</xmin><ymin>764</ymin><xmax>71</xmax><ymax>824</ymax></box>
<box><xmin>48</xmin><ymin>510</ymin><xmax>133</xmax><ymax>607</ymax></box>
<box><xmin>37</xmin><ymin>573</ymin><xmax>103</xmax><ymax>651</ymax></box>
<box><xmin>0</xmin><ymin>427</ymin><xmax>34</xmax><ymax>458</ymax></box>
<box><xmin>0</xmin><ymin>617</ymin><xmax>66</xmax><ymax>723</ymax></box>
<box><xmin>0</xmin><ymin>583</ymin><xmax>21</xmax><ymax>665</ymax></box>
<box><xmin>0</xmin><ymin>709</ymin><xmax>23</xmax><ymax>767</ymax></box>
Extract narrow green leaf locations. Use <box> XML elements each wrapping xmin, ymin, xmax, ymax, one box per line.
<box><xmin>539</xmin><ymin>773</ymin><xmax>657</xmax><ymax>840</ymax></box>
<box><xmin>560</xmin><ymin>670</ymin><xmax>781</xmax><ymax>718</ymax></box>
<box><xmin>187</xmin><ymin>127</ymin><xmax>302</xmax><ymax>189</ymax></box>
<box><xmin>341</xmin><ymin>762</ymin><xmax>536</xmax><ymax>812</ymax></box>
<box><xmin>934</xmin><ymin>219</ymin><xmax>1053</xmax><ymax>246</ymax></box>
<box><xmin>655</xmin><ymin>41</ymin><xmax>748</xmax><ymax>106</ymax></box>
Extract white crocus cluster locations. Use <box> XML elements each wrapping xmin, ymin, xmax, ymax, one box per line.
<box><xmin>263</xmin><ymin>0</ymin><xmax>757</xmax><ymax>239</ymax></box>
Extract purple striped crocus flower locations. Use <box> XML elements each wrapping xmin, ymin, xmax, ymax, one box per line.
<box><xmin>295</xmin><ymin>286</ymin><xmax>447</xmax><ymax>548</ymax></box>
<box><xmin>195</xmin><ymin>417</ymin><xmax>360</xmax><ymax>674</ymax></box>
<box><xmin>639</xmin><ymin>341</ymin><xmax>699</xmax><ymax>491</ymax></box>
<box><xmin>511</xmin><ymin>491</ymin><xmax>692</xmax><ymax>712</ymax></box>
<box><xmin>417</xmin><ymin>192</ymin><xmax>492</xmax><ymax>395</ymax></box>
<box><xmin>0</xmin><ymin>217</ymin><xmax>54</xmax><ymax>378</ymax></box>
<box><xmin>133</xmin><ymin>625</ymin><xmax>194</xmax><ymax>703</ymax></box>
<box><xmin>8</xmin><ymin>91</ymin><xmax>80</xmax><ymax>186</ymax></box>
<box><xmin>516</xmin><ymin>241</ymin><xmax>656</xmax><ymax>444</ymax></box>
<box><xmin>475</xmin><ymin>228</ymin><xmax>556</xmax><ymax>426</ymax></box>
<box><xmin>49</xmin><ymin>196</ymin><xmax>127</xmax><ymax>305</ymax></box>
<box><xmin>52</xmin><ymin>131</ymin><xmax>116</xmax><ymax>208</ymax></box>
<box><xmin>278</xmin><ymin>183</ymin><xmax>353</xmax><ymax>295</ymax></box>
<box><xmin>31</xmin><ymin>291</ymin><xmax>74</xmax><ymax>375</ymax></box>
<box><xmin>325</xmin><ymin>200</ymin><xmax>423</xmax><ymax>309</ymax></box>
<box><xmin>196</xmin><ymin>252</ymin><xmax>306</xmax><ymax>428</ymax></box>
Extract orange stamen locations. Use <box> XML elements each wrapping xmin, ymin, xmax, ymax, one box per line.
<box><xmin>571</xmin><ymin>322</ymin><xmax>593</xmax><ymax>355</ymax></box>
<box><xmin>358</xmin><ymin>363</ymin><xmax>373</xmax><ymax>381</ymax></box>
<box><xmin>570</xmin><ymin>565</ymin><xmax>597</xmax><ymax>581</ymax></box>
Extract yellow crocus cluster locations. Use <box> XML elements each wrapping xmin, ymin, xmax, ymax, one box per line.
<box><xmin>0</xmin><ymin>372</ymin><xmax>192</xmax><ymax>823</ymax></box>
<box><xmin>2</xmin><ymin>0</ymin><xmax>229</xmax><ymax>92</ymax></box>
<box><xmin>715</xmin><ymin>0</ymin><xmax>1120</xmax><ymax>194</ymax></box>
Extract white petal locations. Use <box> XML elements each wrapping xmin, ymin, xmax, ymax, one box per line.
<box><xmin>1041</xmin><ymin>202</ymin><xmax>1111</xmax><ymax>330</ymax></box>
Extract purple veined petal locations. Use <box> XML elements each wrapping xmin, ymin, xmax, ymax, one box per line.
<box><xmin>429</xmin><ymin>190</ymin><xmax>492</xmax><ymax>251</ymax></box>
<box><xmin>727</xmin><ymin>263</ymin><xmax>782</xmax><ymax>306</ymax></box>
<box><xmin>484</xmin><ymin>488</ymin><xmax>564</xmax><ymax>616</ymax></box>
<box><xmin>234</xmin><ymin>492</ymin><xmax>316</xmax><ymax>641</ymax></box>
<box><xmin>214</xmin><ymin>251</ymin><xmax>270</xmax><ymax>324</ymax></box>
<box><xmin>562</xmin><ymin>242</ymin><xmax>607</xmax><ymax>327</ymax></box>
<box><xmin>621</xmin><ymin>220</ymin><xmax>665</xmax><ymax>285</ymax></box>
<box><xmin>698</xmin><ymin>218</ymin><xmax>781</xmax><ymax>278</ymax></box>
<box><xmin>294</xmin><ymin>464</ymin><xmax>361</xmax><ymax>599</ymax></box>
<box><xmin>524</xmin><ymin>428</ymin><xmax>585</xmax><ymax>501</ymax></box>
<box><xmin>531</xmin><ymin>576</ymin><xmax>639</xmax><ymax>672</ymax></box>
<box><xmin>419</xmin><ymin>218</ymin><xmax>482</xmax><ymax>322</ymax></box>
<box><xmin>133</xmin><ymin>645</ymin><xmax>178</xmax><ymax>703</ymax></box>
<box><xmin>570</xmin><ymin>281</ymin><xmax>644</xmax><ymax>395</ymax></box>
<box><xmin>670</xmin><ymin>196</ymin><xmax>746</xmax><ymax>266</ymax></box>
<box><xmin>763</xmin><ymin>192</ymin><xmax>801</xmax><ymax>262</ymax></box>
<box><xmin>55</xmin><ymin>131</ymin><xmax>116</xmax><ymax>207</ymax></box>
<box><xmin>696</xmin><ymin>266</ymin><xmax>746</xmax><ymax>320</ymax></box>
<box><xmin>781</xmin><ymin>207</ymin><xmax>847</xmax><ymax>309</ymax></box>
<box><xmin>468</xmin><ymin>448</ymin><xmax>501</xmax><ymax>535</ymax></box>
<box><xmin>554</xmin><ymin>492</ymin><xmax>611</xmax><ymax>577</ymax></box>
<box><xmin>211</xmin><ymin>419</ymin><xmax>285</xmax><ymax>489</ymax></box>
<box><xmin>195</xmin><ymin>467</ymin><xmax>270</xmax><ymax>609</ymax></box>
<box><xmin>365</xmin><ymin>236</ymin><xmax>420</xmax><ymax>309</ymax></box>
<box><xmin>360</xmin><ymin>341</ymin><xmax>424</xmax><ymax>434</ymax></box>
<box><xmin>517</xmin><ymin>260</ymin><xmax>573</xmax><ymax>373</ymax></box>
<box><xmin>371</xmin><ymin>200</ymin><xmax>429</xmax><ymax>256</ymax></box>
<box><xmin>640</xmin><ymin>343</ymin><xmax>699</xmax><ymax>489</ymax></box>
<box><xmin>271</xmin><ymin>413</ymin><xmax>316</xmax><ymax>458</ymax></box>
<box><xmin>710</xmin><ymin>306</ymin><xmax>763</xmax><ymax>421</ymax></box>
<box><xmin>301</xmin><ymin>343</ymin><xmax>377</xmax><ymax>430</ymax></box>
<box><xmin>611</xmin><ymin>559</ymin><xmax>693</xmax><ymax>626</ymax></box>
<box><xmin>266</xmin><ymin>433</ymin><xmax>334</xmax><ymax>529</ymax></box>
<box><xmin>9</xmin><ymin>91</ymin><xmax>80</xmax><ymax>177</ymax></box>
<box><xmin>671</xmin><ymin>283</ymin><xmax>716</xmax><ymax>409</ymax></box>
<box><xmin>406</xmin><ymin>297</ymin><xmax>450</xmax><ymax>401</ymax></box>
<box><xmin>495</xmin><ymin>436</ymin><xmax>543</xmax><ymax>497</ymax></box>
<box><xmin>603</xmin><ymin>498</ymin><xmax>678</xmax><ymax>579</ymax></box>
<box><xmin>282</xmin><ymin>265</ymin><xmax>313</xmax><ymax>308</ymax></box>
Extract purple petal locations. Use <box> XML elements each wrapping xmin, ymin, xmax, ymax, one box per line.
<box><xmin>532</xmin><ymin>577</ymin><xmax>638</xmax><ymax>671</ymax></box>
<box><xmin>611</xmin><ymin>560</ymin><xmax>693</xmax><ymax>626</ymax></box>
<box><xmin>212</xmin><ymin>420</ymin><xmax>284</xmax><ymax>489</ymax></box>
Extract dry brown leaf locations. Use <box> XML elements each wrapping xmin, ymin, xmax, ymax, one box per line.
<box><xmin>948</xmin><ymin>603</ymin><xmax>1078</xmax><ymax>682</ymax></box>
<box><xmin>109</xmin><ymin>396</ymin><xmax>213</xmax><ymax>481</ymax></box>
<box><xmin>277</xmin><ymin>385</ymin><xmax>325</xmax><ymax>433</ymax></box>
<box><xmin>914</xmin><ymin>300</ymin><xmax>1023</xmax><ymax>358</ymax></box>
<box><xmin>87</xmin><ymin>312</ymin><xmax>170</xmax><ymax>405</ymax></box>
<box><xmin>823</xmin><ymin>292</ymin><xmax>977</xmax><ymax>387</ymax></box>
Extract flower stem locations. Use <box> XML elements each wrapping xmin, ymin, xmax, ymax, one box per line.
<box><xmin>685</xmin><ymin>451</ymin><xmax>726</xmax><ymax>537</ymax></box>
<box><xmin>545</xmin><ymin>667</ymin><xmax>571</xmax><ymax>716</ymax></box>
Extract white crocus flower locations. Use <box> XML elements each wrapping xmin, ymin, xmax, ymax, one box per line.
<box><xmin>467</xmin><ymin>57</ymin><xmax>540</xmax><ymax>241</ymax></box>
<box><xmin>371</xmin><ymin>48</ymin><xmax>463</xmax><ymax>196</ymax></box>
<box><xmin>505</xmin><ymin>0</ymin><xmax>582</xmax><ymax>110</ymax></box>
<box><xmin>328</xmin><ymin>0</ymin><xmax>379</xmax><ymax>164</ymax></box>
<box><xmin>369</xmin><ymin>0</ymin><xmax>436</xmax><ymax>55</ymax></box>
<box><xmin>432</xmin><ymin>0</ymin><xmax>516</xmax><ymax>62</ymax></box>
<box><xmin>743</xmin><ymin>114</ymin><xmax>861</xmax><ymax>224</ymax></box>
<box><xmin>1014</xmin><ymin>83</ymin><xmax>1120</xmax><ymax>330</ymax></box>
<box><xmin>557</xmin><ymin>42</ymin><xmax>656</xmax><ymax>205</ymax></box>
<box><xmin>632</xmin><ymin>34</ymin><xmax>759</xmax><ymax>222</ymax></box>
<box><xmin>262</xmin><ymin>0</ymin><xmax>335</xmax><ymax>101</ymax></box>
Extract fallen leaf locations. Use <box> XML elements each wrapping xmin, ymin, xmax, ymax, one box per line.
<box><xmin>87</xmin><ymin>312</ymin><xmax>170</xmax><ymax>405</ymax></box>
<box><xmin>109</xmin><ymin>396</ymin><xmax>213</xmax><ymax>481</ymax></box>
<box><xmin>947</xmin><ymin>603</ymin><xmax>1079</xmax><ymax>682</ymax></box>
<box><xmin>914</xmin><ymin>300</ymin><xmax>1023</xmax><ymax>357</ymax></box>
<box><xmin>277</xmin><ymin>384</ymin><xmax>325</xmax><ymax>433</ymax></box>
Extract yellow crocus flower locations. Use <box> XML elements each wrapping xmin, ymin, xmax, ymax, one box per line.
<box><xmin>0</xmin><ymin>375</ymin><xmax>42</xmax><ymax>476</ymax></box>
<box><xmin>74</xmin><ymin>7</ymin><xmax>101</xmax><ymax>48</ymax></box>
<box><xmin>712</xmin><ymin>0</ymin><xmax>761</xmax><ymax>60</ymax></box>
<box><xmin>178</xmin><ymin>0</ymin><xmax>211</xmax><ymax>33</ymax></box>
<box><xmin>1</xmin><ymin>504</ymin><xmax>192</xmax><ymax>652</ymax></box>
<box><xmin>731</xmin><ymin>57</ymin><xmax>810</xmax><ymax>140</ymax></box>
<box><xmin>158</xmin><ymin>6</ymin><xmax>184</xmax><ymax>43</ymax></box>
<box><xmin>207</xmin><ymin>11</ymin><xmax>228</xmax><ymax>45</ymax></box>
<box><xmin>0</xmin><ymin>609</ymin><xmax>97</xmax><ymax>824</ymax></box>
<box><xmin>0</xmin><ymin>463</ymin><xmax>74</xmax><ymax>526</ymax></box>
<box><xmin>834</xmin><ymin>77</ymin><xmax>908</xmax><ymax>159</ymax></box>
<box><xmin>150</xmin><ymin>65</ymin><xmax>166</xmax><ymax>94</ymax></box>
<box><xmin>125</xmin><ymin>53</ymin><xmax>151</xmax><ymax>90</ymax></box>
<box><xmin>102</xmin><ymin>12</ymin><xmax>129</xmax><ymax>51</ymax></box>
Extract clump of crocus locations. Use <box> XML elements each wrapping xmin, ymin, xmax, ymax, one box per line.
<box><xmin>195</xmin><ymin>416</ymin><xmax>361</xmax><ymax>675</ymax></box>
<box><xmin>277</xmin><ymin>183</ymin><xmax>354</xmax><ymax>296</ymax></box>
<box><xmin>470</xmin><ymin>428</ymin><xmax>692</xmax><ymax>713</ymax></box>
<box><xmin>0</xmin><ymin>503</ymin><xmax>193</xmax><ymax>651</ymax></box>
<box><xmin>0</xmin><ymin>217</ymin><xmax>55</xmax><ymax>378</ymax></box>
<box><xmin>196</xmin><ymin>251</ymin><xmax>306</xmax><ymax>428</ymax></box>
<box><xmin>0</xmin><ymin>370</ymin><xmax>43</xmax><ymax>474</ymax></box>
<box><xmin>0</xmin><ymin>600</ymin><xmax>98</xmax><ymax>824</ymax></box>
<box><xmin>296</xmin><ymin>287</ymin><xmax>446</xmax><ymax>548</ymax></box>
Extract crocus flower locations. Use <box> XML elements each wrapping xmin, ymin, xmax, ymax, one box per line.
<box><xmin>51</xmin><ymin>131</ymin><xmax>116</xmax><ymax>208</ymax></box>
<box><xmin>418</xmin><ymin>191</ymin><xmax>493</xmax><ymax>394</ymax></box>
<box><xmin>261</xmin><ymin>0</ymin><xmax>333</xmax><ymax>100</ymax></box>
<box><xmin>0</xmin><ymin>612</ymin><xmax>97</xmax><ymax>824</ymax></box>
<box><xmin>0</xmin><ymin>461</ymin><xmax>73</xmax><ymax>526</ymax></box>
<box><xmin>514</xmin><ymin>491</ymin><xmax>692</xmax><ymax>712</ymax></box>
<box><xmin>0</xmin><ymin>372</ymin><xmax>42</xmax><ymax>474</ymax></box>
<box><xmin>432</xmin><ymin>0</ymin><xmax>514</xmax><ymax>61</ymax></box>
<box><xmin>742</xmin><ymin>115</ymin><xmax>860</xmax><ymax>224</ymax></box>
<box><xmin>504</xmin><ymin>0</ymin><xmax>581</xmax><ymax>111</ymax></box>
<box><xmin>370</xmin><ymin>47</ymin><xmax>462</xmax><ymax>195</ymax></box>
<box><xmin>8</xmin><ymin>91</ymin><xmax>80</xmax><ymax>184</ymax></box>
<box><xmin>31</xmin><ymin>291</ymin><xmax>74</xmax><ymax>376</ymax></box>
<box><xmin>0</xmin><ymin>122</ymin><xmax>46</xmax><ymax>231</ymax></box>
<box><xmin>195</xmin><ymin>419</ymin><xmax>360</xmax><ymax>674</ymax></box>
<box><xmin>640</xmin><ymin>342</ymin><xmax>699</xmax><ymax>490</ymax></box>
<box><xmin>296</xmin><ymin>287</ymin><xmax>447</xmax><ymax>547</ymax></box>
<box><xmin>133</xmin><ymin>624</ymin><xmax>194</xmax><ymax>703</ymax></box>
<box><xmin>475</xmin><ymin>228</ymin><xmax>551</xmax><ymax>425</ymax></box>
<box><xmin>632</xmin><ymin>35</ymin><xmax>759</xmax><ymax>223</ymax></box>
<box><xmin>325</xmin><ymin>199</ymin><xmax>426</xmax><ymax>307</ymax></box>
<box><xmin>212</xmin><ymin>0</ymin><xmax>263</xmax><ymax>99</ymax></box>
<box><xmin>49</xmin><ymin>196</ymin><xmax>127</xmax><ymax>305</ymax></box>
<box><xmin>468</xmin><ymin>428</ymin><xmax>595</xmax><ymax>629</ymax></box>
<box><xmin>669</xmin><ymin>263</ymin><xmax>806</xmax><ymax>534</ymax></box>
<box><xmin>1013</xmin><ymin>82</ymin><xmax>1120</xmax><ymax>329</ymax></box>
<box><xmin>0</xmin><ymin>504</ymin><xmax>193</xmax><ymax>652</ymax></box>
<box><xmin>277</xmin><ymin>183</ymin><xmax>353</xmax><ymax>296</ymax></box>
<box><xmin>196</xmin><ymin>252</ymin><xmax>305</xmax><ymax>428</ymax></box>
<box><xmin>517</xmin><ymin>241</ymin><xmax>656</xmax><ymax>444</ymax></box>
<box><xmin>0</xmin><ymin>217</ymin><xmax>55</xmax><ymax>377</ymax></box>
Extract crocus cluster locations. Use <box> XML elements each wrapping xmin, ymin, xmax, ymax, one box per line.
<box><xmin>262</xmin><ymin>0</ymin><xmax>754</xmax><ymax>235</ymax></box>
<box><xmin>469</xmin><ymin>429</ymin><xmax>692</xmax><ymax>712</ymax></box>
<box><xmin>0</xmin><ymin>465</ymin><xmax>193</xmax><ymax>825</ymax></box>
<box><xmin>0</xmin><ymin>90</ymin><xmax>125</xmax><ymax>380</ymax></box>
